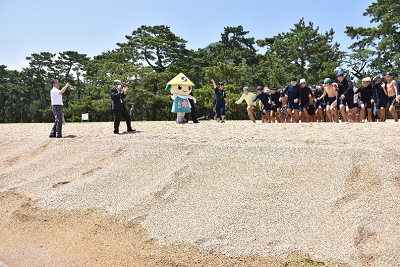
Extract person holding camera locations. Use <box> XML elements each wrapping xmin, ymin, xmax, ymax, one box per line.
<box><xmin>49</xmin><ymin>79</ymin><xmax>69</xmax><ymax>138</ymax></box>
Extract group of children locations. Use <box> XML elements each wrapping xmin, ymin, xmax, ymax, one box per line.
<box><xmin>232</xmin><ymin>71</ymin><xmax>400</xmax><ymax>123</ymax></box>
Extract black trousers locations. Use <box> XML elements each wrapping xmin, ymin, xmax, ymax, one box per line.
<box><xmin>50</xmin><ymin>105</ymin><xmax>63</xmax><ymax>137</ymax></box>
<box><xmin>184</xmin><ymin>99</ymin><xmax>198</xmax><ymax>122</ymax></box>
<box><xmin>113</xmin><ymin>106</ymin><xmax>132</xmax><ymax>133</ymax></box>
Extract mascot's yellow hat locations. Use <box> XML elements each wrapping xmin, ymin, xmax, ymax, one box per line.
<box><xmin>165</xmin><ymin>73</ymin><xmax>194</xmax><ymax>91</ymax></box>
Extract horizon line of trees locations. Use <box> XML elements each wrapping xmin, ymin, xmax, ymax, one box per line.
<box><xmin>1</xmin><ymin>0</ymin><xmax>399</xmax><ymax>123</ymax></box>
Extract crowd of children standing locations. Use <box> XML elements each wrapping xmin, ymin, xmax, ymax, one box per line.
<box><xmin>213</xmin><ymin>71</ymin><xmax>400</xmax><ymax>123</ymax></box>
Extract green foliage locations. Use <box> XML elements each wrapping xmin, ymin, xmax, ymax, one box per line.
<box><xmin>257</xmin><ymin>18</ymin><xmax>343</xmax><ymax>87</ymax></box>
<box><xmin>345</xmin><ymin>0</ymin><xmax>400</xmax><ymax>71</ymax></box>
<box><xmin>118</xmin><ymin>25</ymin><xmax>188</xmax><ymax>73</ymax></box>
<box><xmin>344</xmin><ymin>49</ymin><xmax>376</xmax><ymax>79</ymax></box>
<box><xmin>3</xmin><ymin>14</ymin><xmax>399</xmax><ymax>123</ymax></box>
<box><xmin>210</xmin><ymin>26</ymin><xmax>258</xmax><ymax>67</ymax></box>
<box><xmin>204</xmin><ymin>62</ymin><xmax>247</xmax><ymax>86</ymax></box>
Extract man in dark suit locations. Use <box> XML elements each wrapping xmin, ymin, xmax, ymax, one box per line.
<box><xmin>110</xmin><ymin>80</ymin><xmax>135</xmax><ymax>134</ymax></box>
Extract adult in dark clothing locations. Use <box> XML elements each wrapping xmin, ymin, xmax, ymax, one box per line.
<box><xmin>355</xmin><ymin>77</ymin><xmax>375</xmax><ymax>122</ymax></box>
<box><xmin>211</xmin><ymin>79</ymin><xmax>228</xmax><ymax>123</ymax></box>
<box><xmin>337</xmin><ymin>71</ymin><xmax>355</xmax><ymax>122</ymax></box>
<box><xmin>184</xmin><ymin>89</ymin><xmax>199</xmax><ymax>123</ymax></box>
<box><xmin>280</xmin><ymin>77</ymin><xmax>302</xmax><ymax>123</ymax></box>
<box><xmin>269</xmin><ymin>86</ymin><xmax>283</xmax><ymax>123</ymax></box>
<box><xmin>372</xmin><ymin>73</ymin><xmax>387</xmax><ymax>122</ymax></box>
<box><xmin>299</xmin><ymin>79</ymin><xmax>312</xmax><ymax>122</ymax></box>
<box><xmin>110</xmin><ymin>80</ymin><xmax>135</xmax><ymax>134</ymax></box>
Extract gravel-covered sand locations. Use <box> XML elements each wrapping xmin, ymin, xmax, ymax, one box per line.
<box><xmin>1</xmin><ymin>121</ymin><xmax>400</xmax><ymax>266</ymax></box>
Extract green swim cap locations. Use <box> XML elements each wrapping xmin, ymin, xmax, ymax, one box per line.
<box><xmin>324</xmin><ymin>78</ymin><xmax>332</xmax><ymax>84</ymax></box>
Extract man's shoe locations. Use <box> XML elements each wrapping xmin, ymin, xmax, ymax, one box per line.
<box><xmin>56</xmin><ymin>136</ymin><xmax>63</xmax><ymax>138</ymax></box>
<box><xmin>49</xmin><ymin>135</ymin><xmax>56</xmax><ymax>138</ymax></box>
<box><xmin>193</xmin><ymin>121</ymin><xmax>200</xmax><ymax>123</ymax></box>
<box><xmin>127</xmin><ymin>128</ymin><xmax>136</xmax><ymax>132</ymax></box>
<box><xmin>114</xmin><ymin>131</ymin><xmax>119</xmax><ymax>134</ymax></box>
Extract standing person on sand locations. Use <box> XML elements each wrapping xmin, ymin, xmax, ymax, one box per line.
<box><xmin>372</xmin><ymin>73</ymin><xmax>387</xmax><ymax>122</ymax></box>
<box><xmin>235</xmin><ymin>86</ymin><xmax>257</xmax><ymax>123</ymax></box>
<box><xmin>382</xmin><ymin>72</ymin><xmax>398</xmax><ymax>122</ymax></box>
<box><xmin>110</xmin><ymin>80</ymin><xmax>135</xmax><ymax>134</ymax></box>
<box><xmin>49</xmin><ymin>79</ymin><xmax>69</xmax><ymax>138</ymax></box>
<box><xmin>337</xmin><ymin>71</ymin><xmax>355</xmax><ymax>122</ymax></box>
<box><xmin>211</xmin><ymin>79</ymin><xmax>228</xmax><ymax>123</ymax></box>
<box><xmin>280</xmin><ymin>77</ymin><xmax>302</xmax><ymax>123</ymax></box>
<box><xmin>299</xmin><ymin>79</ymin><xmax>312</xmax><ymax>122</ymax></box>
<box><xmin>184</xmin><ymin>77</ymin><xmax>199</xmax><ymax>123</ymax></box>
<box><xmin>269</xmin><ymin>86</ymin><xmax>283</xmax><ymax>123</ymax></box>
<box><xmin>253</xmin><ymin>86</ymin><xmax>271</xmax><ymax>123</ymax></box>
<box><xmin>355</xmin><ymin>77</ymin><xmax>375</xmax><ymax>122</ymax></box>
<box><xmin>316</xmin><ymin>78</ymin><xmax>337</xmax><ymax>122</ymax></box>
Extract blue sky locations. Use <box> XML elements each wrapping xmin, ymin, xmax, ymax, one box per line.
<box><xmin>0</xmin><ymin>0</ymin><xmax>376</xmax><ymax>71</ymax></box>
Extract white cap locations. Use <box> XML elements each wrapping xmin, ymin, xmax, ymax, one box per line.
<box><xmin>300</xmin><ymin>79</ymin><xmax>306</xmax><ymax>84</ymax></box>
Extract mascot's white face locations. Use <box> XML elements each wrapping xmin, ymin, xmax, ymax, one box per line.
<box><xmin>170</xmin><ymin>84</ymin><xmax>192</xmax><ymax>95</ymax></box>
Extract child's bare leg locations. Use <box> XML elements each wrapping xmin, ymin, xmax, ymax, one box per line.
<box><xmin>389</xmin><ymin>105</ymin><xmax>398</xmax><ymax>122</ymax></box>
<box><xmin>367</xmin><ymin>108</ymin><xmax>372</xmax><ymax>122</ymax></box>
<box><xmin>247</xmin><ymin>106</ymin><xmax>255</xmax><ymax>122</ymax></box>
<box><xmin>378</xmin><ymin>108</ymin><xmax>385</xmax><ymax>122</ymax></box>
<box><xmin>340</xmin><ymin>105</ymin><xmax>347</xmax><ymax>122</ymax></box>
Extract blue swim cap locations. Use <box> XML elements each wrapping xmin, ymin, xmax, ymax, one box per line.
<box><xmin>336</xmin><ymin>71</ymin><xmax>345</xmax><ymax>77</ymax></box>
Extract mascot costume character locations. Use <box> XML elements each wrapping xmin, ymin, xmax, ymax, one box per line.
<box><xmin>165</xmin><ymin>73</ymin><xmax>197</xmax><ymax>123</ymax></box>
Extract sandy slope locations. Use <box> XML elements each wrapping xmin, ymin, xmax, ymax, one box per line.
<box><xmin>0</xmin><ymin>121</ymin><xmax>400</xmax><ymax>266</ymax></box>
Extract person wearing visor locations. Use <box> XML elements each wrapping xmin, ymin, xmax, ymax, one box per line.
<box><xmin>235</xmin><ymin>86</ymin><xmax>257</xmax><ymax>123</ymax></box>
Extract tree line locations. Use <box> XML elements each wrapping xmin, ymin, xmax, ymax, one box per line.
<box><xmin>0</xmin><ymin>0</ymin><xmax>399</xmax><ymax>123</ymax></box>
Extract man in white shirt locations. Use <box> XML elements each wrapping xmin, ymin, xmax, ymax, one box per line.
<box><xmin>49</xmin><ymin>79</ymin><xmax>69</xmax><ymax>138</ymax></box>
